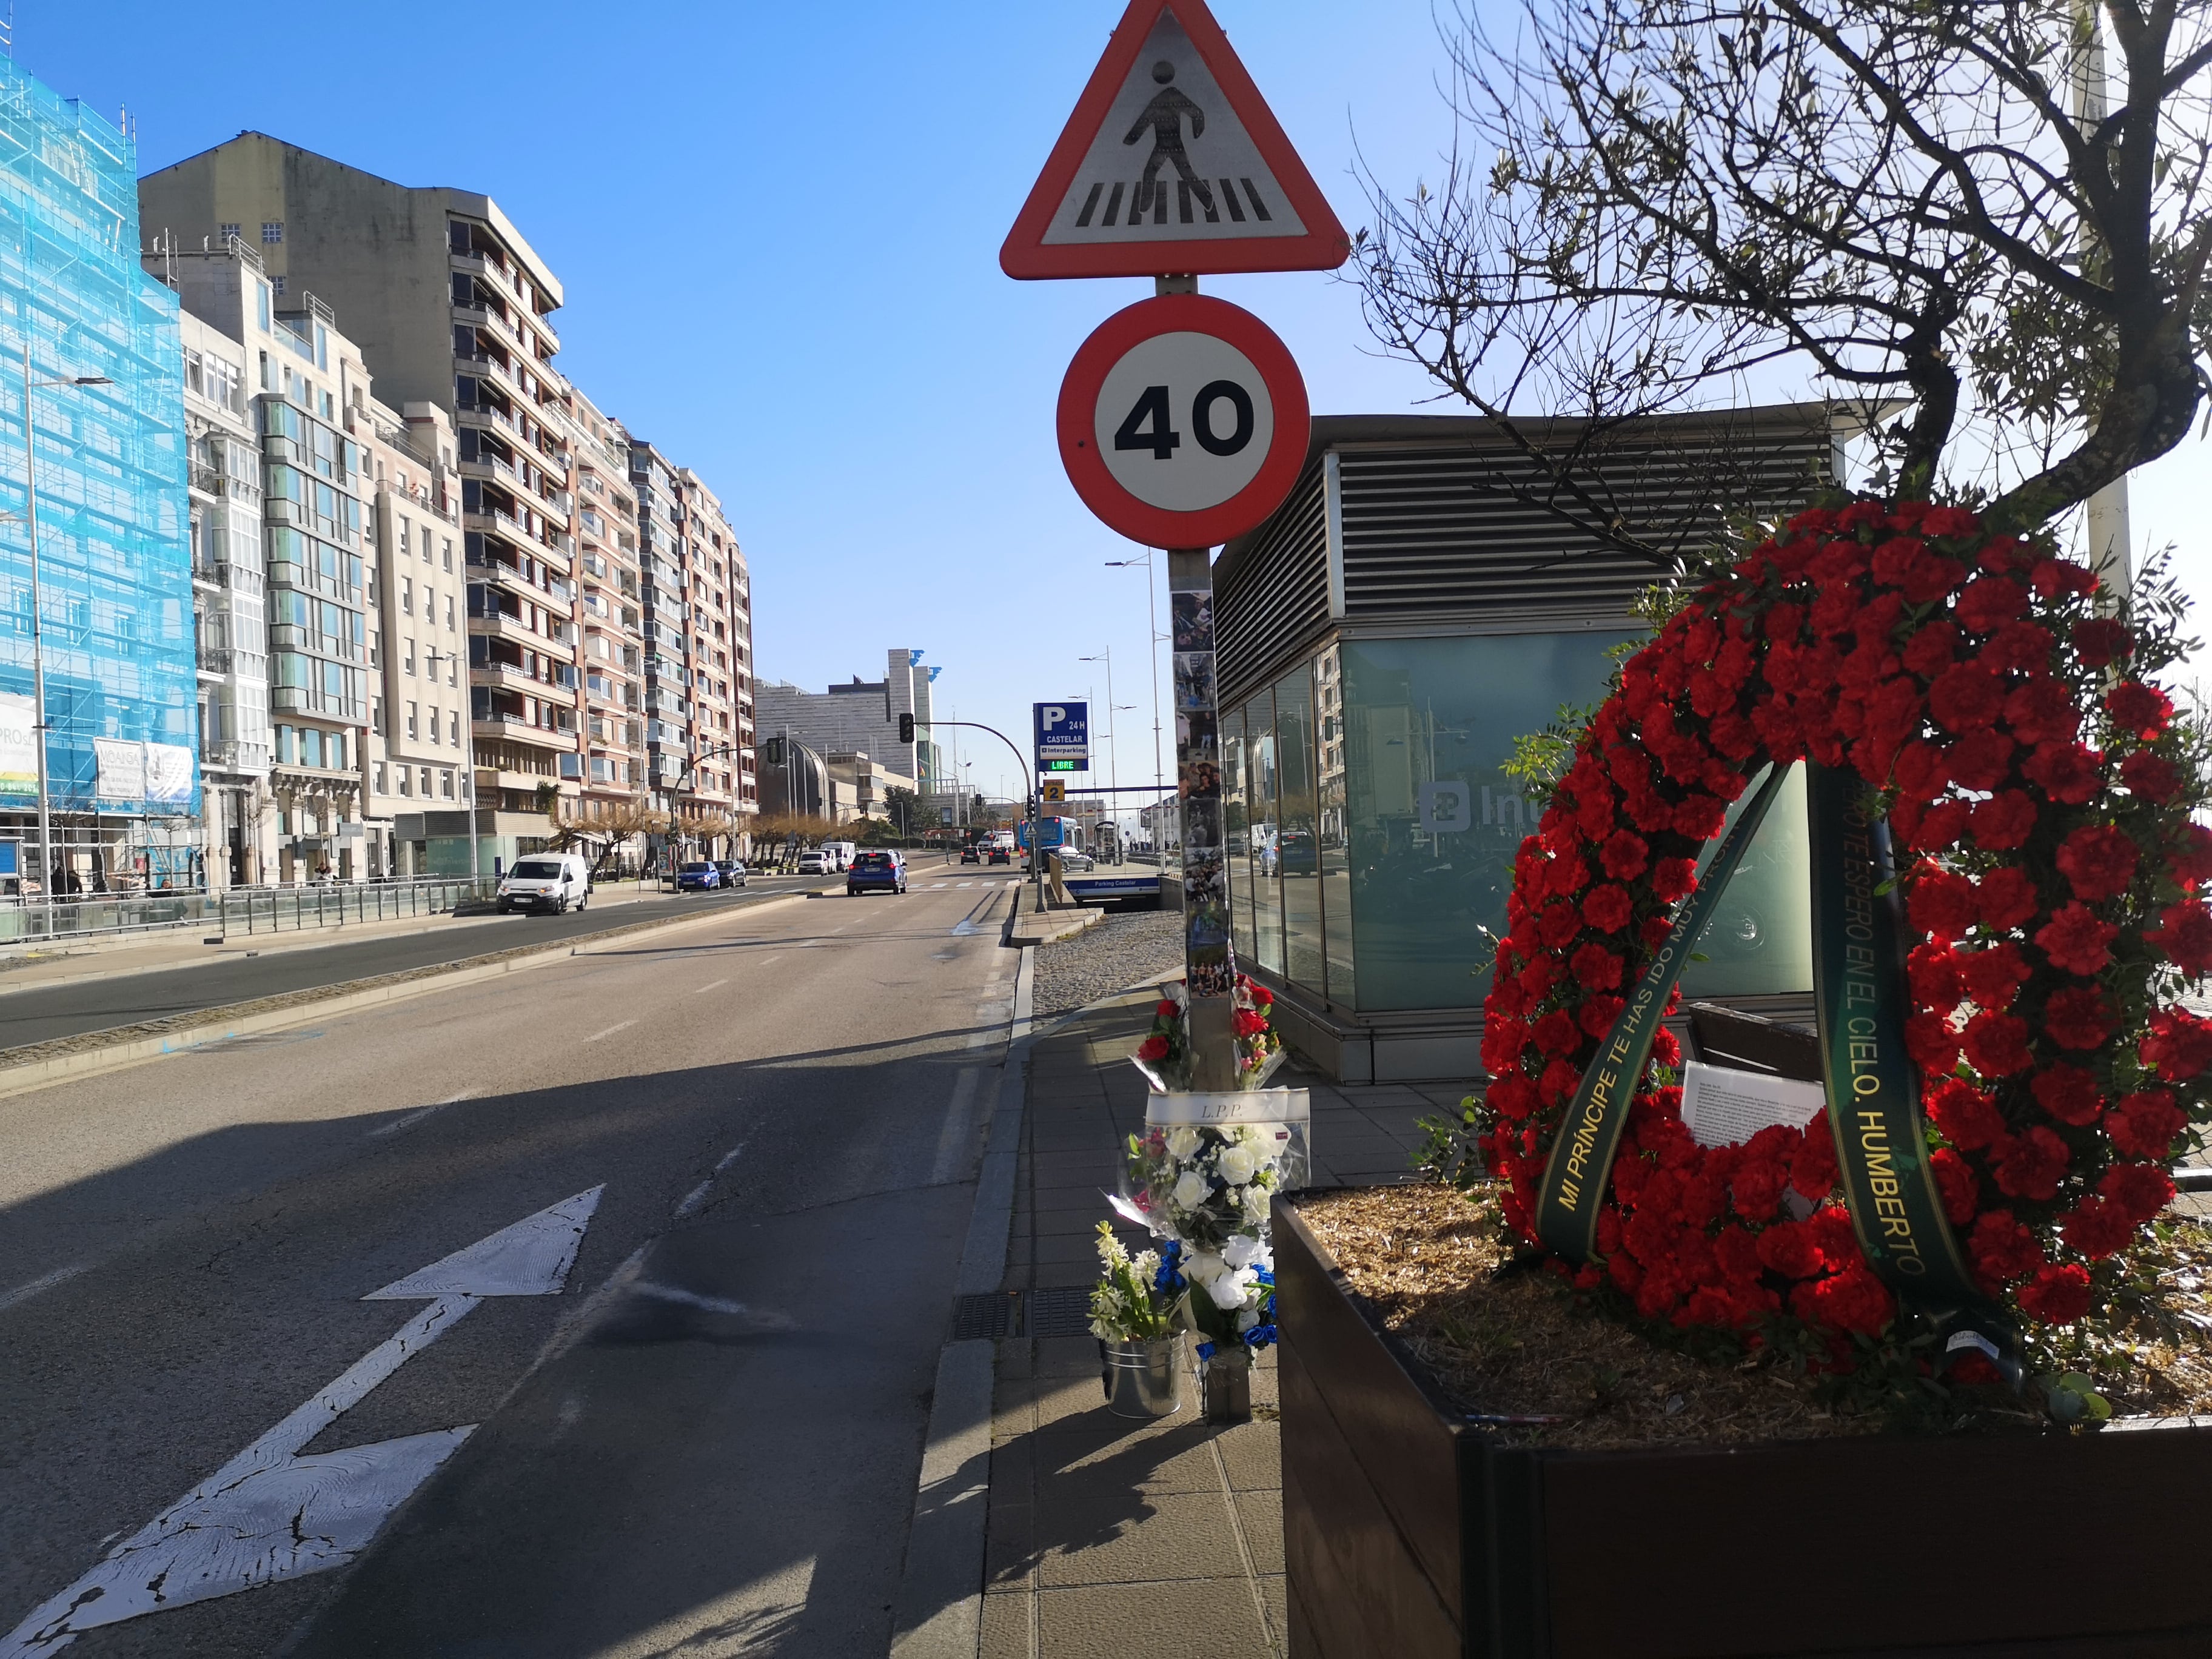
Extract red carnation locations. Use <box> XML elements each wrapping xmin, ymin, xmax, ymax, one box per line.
<box><xmin>2029</xmin><ymin>558</ymin><xmax>2097</xmax><ymax>600</ymax></box>
<box><xmin>1945</xmin><ymin>730</ymin><xmax>2016</xmax><ymax>792</ymax></box>
<box><xmin>1540</xmin><ymin>1057</ymin><xmax>1581</xmax><ymax>1105</ymax></box>
<box><xmin>1156</xmin><ymin>1000</ymin><xmax>1180</xmax><ymax>1018</ymax></box>
<box><xmin>2101</xmin><ymin>1162</ymin><xmax>2177</xmax><ymax>1227</ymax></box>
<box><xmin>1806</xmin><ymin>1204</ymin><xmax>1863</xmax><ymax>1271</ymax></box>
<box><xmin>1955</xmin><ymin>942</ymin><xmax>2030</xmax><ymax>1008</ymax></box>
<box><xmin>2022</xmin><ymin>740</ymin><xmax>2104</xmax><ymax>805</ymax></box>
<box><xmin>2060</xmin><ymin>1195</ymin><xmax>2137</xmax><ymax>1261</ymax></box>
<box><xmin>1800</xmin><ymin>1263</ymin><xmax>1896</xmax><ymax>1338</ymax></box>
<box><xmin>1569</xmin><ymin>942</ymin><xmax>1624</xmax><ymax>991</ymax></box>
<box><xmin>1232</xmin><ymin>1008</ymin><xmax>1269</xmax><ymax>1039</ymax></box>
<box><xmin>1928</xmin><ymin>1078</ymin><xmax>2007</xmax><ymax>1149</ymax></box>
<box><xmin>1731</xmin><ymin>1158</ymin><xmax>1788</xmax><ymax>1222</ymax></box>
<box><xmin>2072</xmin><ymin>617</ymin><xmax>2133</xmax><ymax>669</ymax></box>
<box><xmin>1908</xmin><ymin>864</ymin><xmax>1980</xmax><ymax>942</ymax></box>
<box><xmin>2106</xmin><ymin>680</ymin><xmax>2174</xmax><ymax>740</ymax></box>
<box><xmin>1994</xmin><ymin>1125</ymin><xmax>2071</xmax><ymax>1201</ymax></box>
<box><xmin>2017</xmin><ymin>1262</ymin><xmax>2093</xmax><ymax>1325</ymax></box>
<box><xmin>1791</xmin><ymin>1118</ymin><xmax>1840</xmax><ymax>1197</ymax></box>
<box><xmin>1894</xmin><ymin>740</ymin><xmax>1949</xmax><ymax>802</ymax></box>
<box><xmin>2055</xmin><ymin>825</ymin><xmax>2139</xmax><ymax>902</ymax></box>
<box><xmin>1986</xmin><ymin>620</ymin><xmax>2056</xmax><ymax>672</ymax></box>
<box><xmin>1953</xmin><ymin>576</ymin><xmax>2028</xmax><ymax>633</ymax></box>
<box><xmin>1969</xmin><ymin>790</ymin><xmax>2038</xmax><ymax>851</ymax></box>
<box><xmin>1929</xmin><ymin>663</ymin><xmax>2006</xmax><ymax>731</ymax></box>
<box><xmin>1969</xmin><ymin>1210</ymin><xmax>2046</xmax><ymax>1286</ymax></box>
<box><xmin>1976</xmin><ymin>867</ymin><xmax>2041</xmax><ymax>931</ymax></box>
<box><xmin>1487</xmin><ymin>1074</ymin><xmax>1538</xmax><ymax>1120</ymax></box>
<box><xmin>2043</xmin><ymin>987</ymin><xmax>2114</xmax><ymax>1051</ymax></box>
<box><xmin>1137</xmin><ymin>1034</ymin><xmax>1170</xmax><ymax>1062</ymax></box>
<box><xmin>2030</xmin><ymin>1063</ymin><xmax>2104</xmax><ymax>1127</ymax></box>
<box><xmin>1248</xmin><ymin>984</ymin><xmax>1274</xmax><ymax>1007</ymax></box>
<box><xmin>2002</xmin><ymin>676</ymin><xmax>2080</xmax><ymax>746</ymax></box>
<box><xmin>1533</xmin><ymin>1009</ymin><xmax>1580</xmax><ymax>1056</ymax></box>
<box><xmin>1600</xmin><ymin>830</ymin><xmax>1649</xmax><ymax>880</ymax></box>
<box><xmin>2119</xmin><ymin>751</ymin><xmax>2183</xmax><ymax>803</ymax></box>
<box><xmin>1538</xmin><ymin>902</ymin><xmax>1581</xmax><ymax>950</ymax></box>
<box><xmin>1756</xmin><ymin>1218</ymin><xmax>1822</xmax><ymax>1279</ymax></box>
<box><xmin>2172</xmin><ymin>824</ymin><xmax>2212</xmax><ymax>888</ymax></box>
<box><xmin>1583</xmin><ymin>884</ymin><xmax>1634</xmax><ymax>934</ymax></box>
<box><xmin>2106</xmin><ymin>1089</ymin><xmax>2185</xmax><ymax>1159</ymax></box>
<box><xmin>2034</xmin><ymin>903</ymin><xmax>2120</xmax><ymax>977</ymax></box>
<box><xmin>1908</xmin><ymin>943</ymin><xmax>1964</xmax><ymax>1009</ymax></box>
<box><xmin>2142</xmin><ymin>1008</ymin><xmax>2212</xmax><ymax>1079</ymax></box>
<box><xmin>1931</xmin><ymin>1148</ymin><xmax>1980</xmax><ymax>1225</ymax></box>
<box><xmin>1902</xmin><ymin>623</ymin><xmax>1958</xmax><ymax>677</ymax></box>
<box><xmin>1651</xmin><ymin>857</ymin><xmax>1697</xmax><ymax>903</ymax></box>
<box><xmin>1673</xmin><ymin>794</ymin><xmax>1729</xmax><ymax>840</ymax></box>
<box><xmin>2153</xmin><ymin>903</ymin><xmax>2212</xmax><ymax>977</ymax></box>
<box><xmin>1578</xmin><ymin>994</ymin><xmax>1626</xmax><ymax>1039</ymax></box>
<box><xmin>1922</xmin><ymin>504</ymin><xmax>1981</xmax><ymax>538</ymax></box>
<box><xmin>1962</xmin><ymin>1011</ymin><xmax>2033</xmax><ymax>1076</ymax></box>
<box><xmin>1905</xmin><ymin>1011</ymin><xmax>1962</xmax><ymax>1073</ymax></box>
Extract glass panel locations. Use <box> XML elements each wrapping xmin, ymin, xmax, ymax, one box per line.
<box><xmin>1680</xmin><ymin>764</ymin><xmax>1814</xmax><ymax>997</ymax></box>
<box><xmin>1340</xmin><ymin>632</ymin><xmax>1637</xmax><ymax>1012</ymax></box>
<box><xmin>1248</xmin><ymin>689</ymin><xmax>1282</xmax><ymax>976</ymax></box>
<box><xmin>1276</xmin><ymin>663</ymin><xmax>1322</xmax><ymax>992</ymax></box>
<box><xmin>1317</xmin><ymin>645</ymin><xmax>1355</xmax><ymax>1007</ymax></box>
<box><xmin>1222</xmin><ymin>703</ymin><xmax>1250</xmax><ymax>971</ymax></box>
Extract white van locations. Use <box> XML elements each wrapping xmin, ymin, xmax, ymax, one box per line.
<box><xmin>823</xmin><ymin>841</ymin><xmax>856</xmax><ymax>872</ymax></box>
<box><xmin>496</xmin><ymin>852</ymin><xmax>593</xmax><ymax>914</ymax></box>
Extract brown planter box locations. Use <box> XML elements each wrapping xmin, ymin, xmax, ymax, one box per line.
<box><xmin>1276</xmin><ymin>1196</ymin><xmax>2212</xmax><ymax>1659</ymax></box>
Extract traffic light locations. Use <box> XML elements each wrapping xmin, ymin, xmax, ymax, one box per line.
<box><xmin>898</xmin><ymin>713</ymin><xmax>915</xmax><ymax>742</ymax></box>
<box><xmin>762</xmin><ymin>737</ymin><xmax>785</xmax><ymax>766</ymax></box>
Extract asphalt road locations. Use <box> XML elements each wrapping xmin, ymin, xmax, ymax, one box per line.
<box><xmin>0</xmin><ymin>875</ymin><xmax>832</xmax><ymax>1053</ymax></box>
<box><xmin>0</xmin><ymin>873</ymin><xmax>1027</xmax><ymax>1657</ymax></box>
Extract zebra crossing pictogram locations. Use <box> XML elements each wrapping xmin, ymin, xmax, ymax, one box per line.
<box><xmin>1071</xmin><ymin>173</ymin><xmax>1275</xmax><ymax>231</ymax></box>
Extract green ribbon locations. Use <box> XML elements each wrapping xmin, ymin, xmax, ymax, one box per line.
<box><xmin>1534</xmin><ymin>762</ymin><xmax>1793</xmax><ymax>1262</ymax></box>
<box><xmin>1807</xmin><ymin>763</ymin><xmax>2014</xmax><ymax>1375</ymax></box>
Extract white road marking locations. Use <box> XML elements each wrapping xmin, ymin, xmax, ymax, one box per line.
<box><xmin>629</xmin><ymin>1281</ymin><xmax>793</xmax><ymax>1327</ymax></box>
<box><xmin>951</xmin><ymin>919</ymin><xmax>980</xmax><ymax>936</ymax></box>
<box><xmin>931</xmin><ymin>1068</ymin><xmax>982</xmax><ymax>1185</ymax></box>
<box><xmin>366</xmin><ymin>1187</ymin><xmax>604</xmax><ymax>1300</ymax></box>
<box><xmin>4</xmin><ymin>1190</ymin><xmax>603</xmax><ymax>1653</ymax></box>
<box><xmin>929</xmin><ymin>882</ymin><xmax>948</xmax><ymax>889</ymax></box>
<box><xmin>752</xmin><ymin>954</ymin><xmax>781</xmax><ymax>968</ymax></box>
<box><xmin>674</xmin><ymin>1144</ymin><xmax>745</xmax><ymax>1221</ymax></box>
<box><xmin>692</xmin><ymin>978</ymin><xmax>729</xmax><ymax>996</ymax></box>
<box><xmin>367</xmin><ymin>1087</ymin><xmax>481</xmax><ymax>1139</ymax></box>
<box><xmin>0</xmin><ymin>1261</ymin><xmax>89</xmax><ymax>1316</ymax></box>
<box><xmin>956</xmin><ymin>881</ymin><xmax>974</xmax><ymax>889</ymax></box>
<box><xmin>583</xmin><ymin>1019</ymin><xmax>638</xmax><ymax>1044</ymax></box>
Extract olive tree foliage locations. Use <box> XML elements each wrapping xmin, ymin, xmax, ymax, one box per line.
<box><xmin>1356</xmin><ymin>0</ymin><xmax>2212</xmax><ymax>553</ymax></box>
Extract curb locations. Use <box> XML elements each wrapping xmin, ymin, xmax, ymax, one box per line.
<box><xmin>0</xmin><ymin>886</ymin><xmax>828</xmax><ymax>1103</ymax></box>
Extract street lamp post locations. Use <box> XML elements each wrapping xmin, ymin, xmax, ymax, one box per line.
<box><xmin>423</xmin><ymin>646</ymin><xmax>480</xmax><ymax>883</ymax></box>
<box><xmin>13</xmin><ymin>351</ymin><xmax>113</xmax><ymax>905</ymax></box>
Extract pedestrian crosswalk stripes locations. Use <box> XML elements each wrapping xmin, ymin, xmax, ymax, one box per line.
<box><xmin>1073</xmin><ymin>175</ymin><xmax>1274</xmax><ymax>230</ymax></box>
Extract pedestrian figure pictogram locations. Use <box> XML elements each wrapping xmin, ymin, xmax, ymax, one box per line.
<box><xmin>1127</xmin><ymin>60</ymin><xmax>1215</xmax><ymax>221</ymax></box>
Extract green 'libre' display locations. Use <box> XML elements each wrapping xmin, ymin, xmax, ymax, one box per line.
<box><xmin>1806</xmin><ymin>763</ymin><xmax>2009</xmax><ymax>1363</ymax></box>
<box><xmin>1534</xmin><ymin>763</ymin><xmax>1792</xmax><ymax>1262</ymax></box>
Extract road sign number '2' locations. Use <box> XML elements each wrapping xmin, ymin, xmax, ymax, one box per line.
<box><xmin>1058</xmin><ymin>293</ymin><xmax>1309</xmax><ymax>548</ymax></box>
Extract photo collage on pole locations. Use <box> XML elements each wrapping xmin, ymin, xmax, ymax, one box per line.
<box><xmin>1173</xmin><ymin>587</ymin><xmax>1235</xmax><ymax>998</ymax></box>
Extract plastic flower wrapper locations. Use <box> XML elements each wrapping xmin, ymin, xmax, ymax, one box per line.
<box><xmin>1232</xmin><ymin>975</ymin><xmax>1288</xmax><ymax>1089</ymax></box>
<box><xmin>1120</xmin><ymin>1118</ymin><xmax>1304</xmax><ymax>1253</ymax></box>
<box><xmin>1130</xmin><ymin>982</ymin><xmax>1194</xmax><ymax>1091</ymax></box>
<box><xmin>1184</xmin><ymin>1240</ymin><xmax>1278</xmax><ymax>1358</ymax></box>
<box><xmin>1087</xmin><ymin>1221</ymin><xmax>1182</xmax><ymax>1342</ymax></box>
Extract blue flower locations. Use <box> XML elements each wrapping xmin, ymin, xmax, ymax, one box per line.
<box><xmin>1254</xmin><ymin>1267</ymin><xmax>1276</xmax><ymax>1287</ymax></box>
<box><xmin>1196</xmin><ymin>1341</ymin><xmax>1216</xmax><ymax>1361</ymax></box>
<box><xmin>1242</xmin><ymin>1324</ymin><xmax>1278</xmax><ymax>1349</ymax></box>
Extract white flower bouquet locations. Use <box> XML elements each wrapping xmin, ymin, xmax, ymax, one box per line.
<box><xmin>1122</xmin><ymin>1121</ymin><xmax>1290</xmax><ymax>1255</ymax></box>
<box><xmin>1087</xmin><ymin>1222</ymin><xmax>1182</xmax><ymax>1342</ymax></box>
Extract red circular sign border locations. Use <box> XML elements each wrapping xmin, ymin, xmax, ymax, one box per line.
<box><xmin>1056</xmin><ymin>293</ymin><xmax>1312</xmax><ymax>549</ymax></box>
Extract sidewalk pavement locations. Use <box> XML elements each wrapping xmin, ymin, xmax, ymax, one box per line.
<box><xmin>981</xmin><ymin>981</ymin><xmax>1456</xmax><ymax>1657</ymax></box>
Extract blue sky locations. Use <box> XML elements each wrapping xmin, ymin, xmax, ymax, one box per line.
<box><xmin>26</xmin><ymin>2</ymin><xmax>2207</xmax><ymax>810</ymax></box>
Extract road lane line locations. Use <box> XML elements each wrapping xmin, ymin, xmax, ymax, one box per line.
<box><xmin>583</xmin><ymin>1019</ymin><xmax>638</xmax><ymax>1044</ymax></box>
<box><xmin>367</xmin><ymin>1087</ymin><xmax>481</xmax><ymax>1139</ymax></box>
<box><xmin>751</xmin><ymin>954</ymin><xmax>782</xmax><ymax>968</ymax></box>
<box><xmin>956</xmin><ymin>881</ymin><xmax>974</xmax><ymax>889</ymax></box>
<box><xmin>672</xmin><ymin>1142</ymin><xmax>746</xmax><ymax>1221</ymax></box>
<box><xmin>692</xmin><ymin>979</ymin><xmax>729</xmax><ymax>995</ymax></box>
<box><xmin>0</xmin><ymin>1261</ymin><xmax>90</xmax><ymax>1315</ymax></box>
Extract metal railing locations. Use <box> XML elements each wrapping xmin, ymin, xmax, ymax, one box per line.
<box><xmin>0</xmin><ymin>876</ymin><xmax>495</xmax><ymax>946</ymax></box>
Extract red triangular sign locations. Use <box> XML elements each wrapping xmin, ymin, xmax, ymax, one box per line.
<box><xmin>1000</xmin><ymin>0</ymin><xmax>1350</xmax><ymax>280</ymax></box>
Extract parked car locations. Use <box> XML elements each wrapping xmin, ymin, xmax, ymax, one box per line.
<box><xmin>847</xmin><ymin>850</ymin><xmax>907</xmax><ymax>896</ymax></box>
<box><xmin>674</xmin><ymin>860</ymin><xmax>720</xmax><ymax>892</ymax></box>
<box><xmin>714</xmin><ymin>859</ymin><xmax>748</xmax><ymax>888</ymax></box>
<box><xmin>1055</xmin><ymin>848</ymin><xmax>1096</xmax><ymax>873</ymax></box>
<box><xmin>497</xmin><ymin>853</ymin><xmax>592</xmax><ymax>914</ymax></box>
<box><xmin>797</xmin><ymin>850</ymin><xmax>830</xmax><ymax>876</ymax></box>
<box><xmin>959</xmin><ymin>844</ymin><xmax>982</xmax><ymax>864</ymax></box>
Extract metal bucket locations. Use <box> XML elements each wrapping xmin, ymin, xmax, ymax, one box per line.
<box><xmin>1100</xmin><ymin>1336</ymin><xmax>1184</xmax><ymax>1418</ymax></box>
<box><xmin>1200</xmin><ymin>1342</ymin><xmax>1253</xmax><ymax>1424</ymax></box>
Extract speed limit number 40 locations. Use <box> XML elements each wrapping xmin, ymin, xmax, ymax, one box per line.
<box><xmin>1057</xmin><ymin>294</ymin><xmax>1310</xmax><ymax>549</ymax></box>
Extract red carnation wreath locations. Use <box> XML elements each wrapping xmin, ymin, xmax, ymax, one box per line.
<box><xmin>1478</xmin><ymin>498</ymin><xmax>2212</xmax><ymax>1369</ymax></box>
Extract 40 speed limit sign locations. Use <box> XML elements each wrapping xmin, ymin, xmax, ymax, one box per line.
<box><xmin>1056</xmin><ymin>293</ymin><xmax>1309</xmax><ymax>548</ymax></box>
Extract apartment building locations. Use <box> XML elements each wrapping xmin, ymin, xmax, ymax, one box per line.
<box><xmin>570</xmin><ymin>389</ymin><xmax>646</xmax><ymax>834</ymax></box>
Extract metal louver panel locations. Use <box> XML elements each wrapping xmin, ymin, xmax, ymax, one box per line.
<box><xmin>1215</xmin><ymin>460</ymin><xmax>1329</xmax><ymax>708</ymax></box>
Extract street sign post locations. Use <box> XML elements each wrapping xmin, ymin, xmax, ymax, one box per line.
<box><xmin>1057</xmin><ymin>292</ymin><xmax>1310</xmax><ymax>549</ymax></box>
<box><xmin>999</xmin><ymin>0</ymin><xmax>1349</xmax><ymax>280</ymax></box>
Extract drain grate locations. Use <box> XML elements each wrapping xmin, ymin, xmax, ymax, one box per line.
<box><xmin>948</xmin><ymin>1287</ymin><xmax>1097</xmax><ymax>1341</ymax></box>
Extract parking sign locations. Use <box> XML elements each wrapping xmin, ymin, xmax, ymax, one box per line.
<box><xmin>1034</xmin><ymin>700</ymin><xmax>1091</xmax><ymax>768</ymax></box>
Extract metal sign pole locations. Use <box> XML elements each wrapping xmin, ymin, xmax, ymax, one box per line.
<box><xmin>1168</xmin><ymin>544</ymin><xmax>1236</xmax><ymax>1088</ymax></box>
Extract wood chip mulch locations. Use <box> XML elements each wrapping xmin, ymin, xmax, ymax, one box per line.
<box><xmin>1296</xmin><ymin>1182</ymin><xmax>2212</xmax><ymax>1451</ymax></box>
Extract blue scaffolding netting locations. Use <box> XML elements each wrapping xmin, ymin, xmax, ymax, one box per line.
<box><xmin>0</xmin><ymin>53</ymin><xmax>195</xmax><ymax>871</ymax></box>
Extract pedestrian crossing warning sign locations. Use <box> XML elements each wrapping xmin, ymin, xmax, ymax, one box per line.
<box><xmin>1000</xmin><ymin>0</ymin><xmax>1350</xmax><ymax>280</ymax></box>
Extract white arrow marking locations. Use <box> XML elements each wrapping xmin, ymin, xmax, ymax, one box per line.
<box><xmin>2</xmin><ymin>1188</ymin><xmax>603</xmax><ymax>1655</ymax></box>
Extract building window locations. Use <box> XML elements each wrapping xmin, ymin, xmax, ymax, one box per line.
<box><xmin>449</xmin><ymin>711</ymin><xmax>460</xmax><ymax>745</ymax></box>
<box><xmin>441</xmin><ymin>769</ymin><xmax>455</xmax><ymax>799</ymax></box>
<box><xmin>271</xmin><ymin>275</ymin><xmax>287</xmax><ymax>297</ymax></box>
<box><xmin>401</xmin><ymin>577</ymin><xmax>413</xmax><ymax>615</ymax></box>
<box><xmin>398</xmin><ymin>766</ymin><xmax>411</xmax><ymax>797</ymax></box>
<box><xmin>407</xmin><ymin>702</ymin><xmax>419</xmax><ymax>739</ymax></box>
<box><xmin>220</xmin><ymin>222</ymin><xmax>241</xmax><ymax>242</ymax></box>
<box><xmin>427</xmin><ymin>706</ymin><xmax>440</xmax><ymax>746</ymax></box>
<box><xmin>404</xmin><ymin>638</ymin><xmax>415</xmax><ymax>675</ymax></box>
<box><xmin>261</xmin><ymin>221</ymin><xmax>284</xmax><ymax>244</ymax></box>
<box><xmin>441</xmin><ymin>538</ymin><xmax>454</xmax><ymax>572</ymax></box>
<box><xmin>420</xmin><ymin>767</ymin><xmax>432</xmax><ymax>796</ymax></box>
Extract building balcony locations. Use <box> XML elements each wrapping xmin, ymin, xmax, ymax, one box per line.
<box><xmin>473</xmin><ymin>711</ymin><xmax>577</xmax><ymax>750</ymax></box>
<box><xmin>202</xmin><ymin>737</ymin><xmax>272</xmax><ymax>774</ymax></box>
<box><xmin>468</xmin><ymin>607</ymin><xmax>546</xmax><ymax>652</ymax></box>
<box><xmin>196</xmin><ymin>643</ymin><xmax>232</xmax><ymax>676</ymax></box>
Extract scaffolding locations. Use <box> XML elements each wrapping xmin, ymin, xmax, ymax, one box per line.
<box><xmin>0</xmin><ymin>53</ymin><xmax>196</xmax><ymax>891</ymax></box>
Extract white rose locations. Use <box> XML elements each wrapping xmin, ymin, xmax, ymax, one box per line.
<box><xmin>1222</xmin><ymin>1235</ymin><xmax>1262</xmax><ymax>1270</ymax></box>
<box><xmin>1171</xmin><ymin>1170</ymin><xmax>1210</xmax><ymax>1211</ymax></box>
<box><xmin>1165</xmin><ymin>1127</ymin><xmax>1202</xmax><ymax>1161</ymax></box>
<box><xmin>1216</xmin><ymin>1143</ymin><xmax>1259</xmax><ymax>1186</ymax></box>
<box><xmin>1185</xmin><ymin>1250</ymin><xmax>1227</xmax><ymax>1285</ymax></box>
<box><xmin>1207</xmin><ymin>1268</ymin><xmax>1253</xmax><ymax>1310</ymax></box>
<box><xmin>1241</xmin><ymin>1185</ymin><xmax>1273</xmax><ymax>1221</ymax></box>
<box><xmin>1236</xmin><ymin>1309</ymin><xmax>1261</xmax><ymax>1333</ymax></box>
